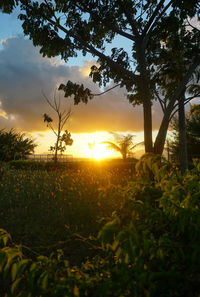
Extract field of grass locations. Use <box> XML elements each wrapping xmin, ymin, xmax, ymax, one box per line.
<box><xmin>0</xmin><ymin>160</ymin><xmax>135</xmax><ymax>265</ymax></box>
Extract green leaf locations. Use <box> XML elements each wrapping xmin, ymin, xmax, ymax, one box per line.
<box><xmin>38</xmin><ymin>271</ymin><xmax>49</xmax><ymax>289</ymax></box>
<box><xmin>41</xmin><ymin>272</ymin><xmax>48</xmax><ymax>289</ymax></box>
<box><xmin>73</xmin><ymin>285</ymin><xmax>80</xmax><ymax>297</ymax></box>
<box><xmin>11</xmin><ymin>262</ymin><xmax>18</xmax><ymax>281</ymax></box>
<box><xmin>11</xmin><ymin>277</ymin><xmax>22</xmax><ymax>295</ymax></box>
<box><xmin>12</xmin><ymin>259</ymin><xmax>30</xmax><ymax>281</ymax></box>
<box><xmin>0</xmin><ymin>251</ymin><xmax>6</xmax><ymax>272</ymax></box>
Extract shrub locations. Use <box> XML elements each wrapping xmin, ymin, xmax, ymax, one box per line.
<box><xmin>99</xmin><ymin>157</ymin><xmax>200</xmax><ymax>297</ymax></box>
<box><xmin>1</xmin><ymin>156</ymin><xmax>200</xmax><ymax>296</ymax></box>
<box><xmin>0</xmin><ymin>129</ymin><xmax>36</xmax><ymax>162</ymax></box>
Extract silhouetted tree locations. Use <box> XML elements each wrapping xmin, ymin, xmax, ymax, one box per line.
<box><xmin>43</xmin><ymin>92</ymin><xmax>73</xmax><ymax>163</ymax></box>
<box><xmin>102</xmin><ymin>133</ymin><xmax>143</xmax><ymax>161</ymax></box>
<box><xmin>0</xmin><ymin>129</ymin><xmax>36</xmax><ymax>161</ymax></box>
<box><xmin>1</xmin><ymin>1</ymin><xmax>200</xmax><ymax>154</ymax></box>
<box><xmin>168</xmin><ymin>104</ymin><xmax>200</xmax><ymax>164</ymax></box>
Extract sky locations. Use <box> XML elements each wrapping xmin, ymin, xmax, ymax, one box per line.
<box><xmin>0</xmin><ymin>7</ymin><xmax>164</xmax><ymax>159</ymax></box>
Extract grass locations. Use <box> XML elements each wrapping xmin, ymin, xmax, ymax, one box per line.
<box><xmin>0</xmin><ymin>160</ymin><xmax>136</xmax><ymax>264</ymax></box>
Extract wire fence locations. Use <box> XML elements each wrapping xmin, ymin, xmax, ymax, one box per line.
<box><xmin>27</xmin><ymin>154</ymin><xmax>73</xmax><ymax>162</ymax></box>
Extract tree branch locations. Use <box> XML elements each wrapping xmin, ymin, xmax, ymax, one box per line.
<box><xmin>169</xmin><ymin>93</ymin><xmax>200</xmax><ymax>121</ymax></box>
<box><xmin>74</xmin><ymin>1</ymin><xmax>137</xmax><ymax>41</ymax></box>
<box><xmin>123</xmin><ymin>6</ymin><xmax>141</xmax><ymax>37</ymax></box>
<box><xmin>92</xmin><ymin>83</ymin><xmax>121</xmax><ymax>96</ymax></box>
<box><xmin>154</xmin><ymin>88</ymin><xmax>166</xmax><ymax>112</ymax></box>
<box><xmin>47</xmin><ymin>122</ymin><xmax>58</xmax><ymax>137</ymax></box>
<box><xmin>23</xmin><ymin>2</ymin><xmax>140</xmax><ymax>85</ymax></box>
<box><xmin>143</xmin><ymin>0</ymin><xmax>173</xmax><ymax>41</ymax></box>
<box><xmin>60</xmin><ymin>110</ymin><xmax>72</xmax><ymax>130</ymax></box>
<box><xmin>165</xmin><ymin>55</ymin><xmax>200</xmax><ymax>117</ymax></box>
<box><xmin>186</xmin><ymin>20</ymin><xmax>200</xmax><ymax>32</ymax></box>
<box><xmin>41</xmin><ymin>15</ymin><xmax>140</xmax><ymax>85</ymax></box>
<box><xmin>42</xmin><ymin>91</ymin><xmax>56</xmax><ymax>112</ymax></box>
<box><xmin>143</xmin><ymin>0</ymin><xmax>165</xmax><ymax>36</ymax></box>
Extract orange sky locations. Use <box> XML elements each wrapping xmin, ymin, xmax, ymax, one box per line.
<box><xmin>0</xmin><ymin>36</ymin><xmax>164</xmax><ymax>159</ymax></box>
<box><xmin>31</xmin><ymin>130</ymin><xmax>147</xmax><ymax>159</ymax></box>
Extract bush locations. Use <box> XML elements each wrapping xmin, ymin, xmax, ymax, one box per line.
<box><xmin>1</xmin><ymin>156</ymin><xmax>200</xmax><ymax>296</ymax></box>
<box><xmin>9</xmin><ymin>160</ymin><xmax>64</xmax><ymax>170</ymax></box>
<box><xmin>9</xmin><ymin>159</ymin><xmax>137</xmax><ymax>173</ymax></box>
<box><xmin>0</xmin><ymin>129</ymin><xmax>36</xmax><ymax>162</ymax></box>
<box><xmin>99</xmin><ymin>156</ymin><xmax>200</xmax><ymax>297</ymax></box>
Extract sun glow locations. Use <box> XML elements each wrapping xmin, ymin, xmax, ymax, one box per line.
<box><xmin>91</xmin><ymin>142</ymin><xmax>111</xmax><ymax>160</ymax></box>
<box><xmin>86</xmin><ymin>132</ymin><xmax>122</xmax><ymax>160</ymax></box>
<box><xmin>32</xmin><ymin>131</ymin><xmax>145</xmax><ymax>159</ymax></box>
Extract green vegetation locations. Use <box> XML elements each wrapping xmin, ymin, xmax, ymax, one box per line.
<box><xmin>0</xmin><ymin>129</ymin><xmax>36</xmax><ymax>162</ymax></box>
<box><xmin>0</xmin><ymin>2</ymin><xmax>199</xmax><ymax>295</ymax></box>
<box><xmin>102</xmin><ymin>133</ymin><xmax>143</xmax><ymax>160</ymax></box>
<box><xmin>0</xmin><ymin>156</ymin><xmax>200</xmax><ymax>296</ymax></box>
<box><xmin>169</xmin><ymin>104</ymin><xmax>200</xmax><ymax>163</ymax></box>
<box><xmin>0</xmin><ymin>161</ymin><xmax>134</xmax><ymax>262</ymax></box>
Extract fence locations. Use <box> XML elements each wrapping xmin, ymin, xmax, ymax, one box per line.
<box><xmin>27</xmin><ymin>154</ymin><xmax>73</xmax><ymax>162</ymax></box>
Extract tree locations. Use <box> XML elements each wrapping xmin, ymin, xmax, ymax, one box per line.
<box><xmin>161</xmin><ymin>62</ymin><xmax>200</xmax><ymax>173</ymax></box>
<box><xmin>102</xmin><ymin>133</ymin><xmax>143</xmax><ymax>161</ymax></box>
<box><xmin>43</xmin><ymin>92</ymin><xmax>73</xmax><ymax>163</ymax></box>
<box><xmin>151</xmin><ymin>22</ymin><xmax>200</xmax><ymax>172</ymax></box>
<box><xmin>168</xmin><ymin>104</ymin><xmax>200</xmax><ymax>164</ymax></box>
<box><xmin>178</xmin><ymin>94</ymin><xmax>188</xmax><ymax>174</ymax></box>
<box><xmin>1</xmin><ymin>1</ymin><xmax>200</xmax><ymax>154</ymax></box>
<box><xmin>0</xmin><ymin>129</ymin><xmax>37</xmax><ymax>161</ymax></box>
<box><xmin>0</xmin><ymin>0</ymin><xmax>18</xmax><ymax>13</ymax></box>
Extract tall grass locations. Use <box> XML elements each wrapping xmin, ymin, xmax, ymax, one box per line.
<box><xmin>0</xmin><ymin>164</ymin><xmax>134</xmax><ymax>263</ymax></box>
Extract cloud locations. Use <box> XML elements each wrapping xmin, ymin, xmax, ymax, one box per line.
<box><xmin>0</xmin><ymin>36</ymin><xmax>163</xmax><ymax>134</ymax></box>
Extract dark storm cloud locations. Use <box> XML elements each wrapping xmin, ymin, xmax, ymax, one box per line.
<box><xmin>0</xmin><ymin>36</ymin><xmax>163</xmax><ymax>133</ymax></box>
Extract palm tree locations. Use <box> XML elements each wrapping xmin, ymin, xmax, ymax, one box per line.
<box><xmin>0</xmin><ymin>129</ymin><xmax>37</xmax><ymax>161</ymax></box>
<box><xmin>101</xmin><ymin>133</ymin><xmax>143</xmax><ymax>161</ymax></box>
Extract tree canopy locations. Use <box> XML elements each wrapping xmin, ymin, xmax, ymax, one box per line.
<box><xmin>0</xmin><ymin>129</ymin><xmax>36</xmax><ymax>161</ymax></box>
<box><xmin>102</xmin><ymin>132</ymin><xmax>143</xmax><ymax>160</ymax></box>
<box><xmin>1</xmin><ymin>0</ymin><xmax>200</xmax><ymax>154</ymax></box>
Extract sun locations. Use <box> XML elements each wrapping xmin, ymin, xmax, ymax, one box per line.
<box><xmin>87</xmin><ymin>133</ymin><xmax>118</xmax><ymax>160</ymax></box>
<box><xmin>79</xmin><ymin>132</ymin><xmax>121</xmax><ymax>160</ymax></box>
<box><xmin>92</xmin><ymin>142</ymin><xmax>111</xmax><ymax>160</ymax></box>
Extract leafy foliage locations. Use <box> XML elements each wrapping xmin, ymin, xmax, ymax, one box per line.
<box><xmin>5</xmin><ymin>0</ymin><xmax>200</xmax><ymax>153</ymax></box>
<box><xmin>49</xmin><ymin>130</ymin><xmax>73</xmax><ymax>155</ymax></box>
<box><xmin>59</xmin><ymin>82</ymin><xmax>93</xmax><ymax>104</ymax></box>
<box><xmin>168</xmin><ymin>104</ymin><xmax>200</xmax><ymax>162</ymax></box>
<box><xmin>102</xmin><ymin>133</ymin><xmax>143</xmax><ymax>160</ymax></box>
<box><xmin>1</xmin><ymin>156</ymin><xmax>200</xmax><ymax>296</ymax></box>
<box><xmin>0</xmin><ymin>0</ymin><xmax>18</xmax><ymax>13</ymax></box>
<box><xmin>98</xmin><ymin>156</ymin><xmax>200</xmax><ymax>296</ymax></box>
<box><xmin>0</xmin><ymin>129</ymin><xmax>36</xmax><ymax>162</ymax></box>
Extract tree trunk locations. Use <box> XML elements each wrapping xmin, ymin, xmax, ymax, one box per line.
<box><xmin>136</xmin><ymin>40</ymin><xmax>153</xmax><ymax>153</ymax></box>
<box><xmin>153</xmin><ymin>113</ymin><xmax>170</xmax><ymax>155</ymax></box>
<box><xmin>143</xmin><ymin>99</ymin><xmax>153</xmax><ymax>152</ymax></box>
<box><xmin>153</xmin><ymin>97</ymin><xmax>176</xmax><ymax>155</ymax></box>
<box><xmin>153</xmin><ymin>58</ymin><xmax>200</xmax><ymax>155</ymax></box>
<box><xmin>54</xmin><ymin>136</ymin><xmax>59</xmax><ymax>163</ymax></box>
<box><xmin>122</xmin><ymin>151</ymin><xmax>127</xmax><ymax>161</ymax></box>
<box><xmin>178</xmin><ymin>95</ymin><xmax>188</xmax><ymax>174</ymax></box>
<box><xmin>54</xmin><ymin>116</ymin><xmax>61</xmax><ymax>163</ymax></box>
